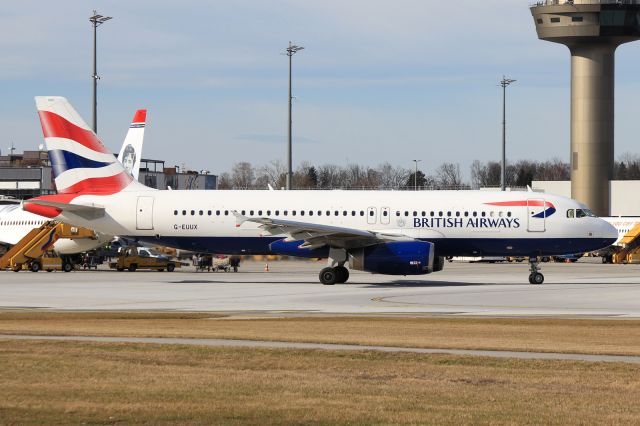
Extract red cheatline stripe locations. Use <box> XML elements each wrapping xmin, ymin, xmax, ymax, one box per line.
<box><xmin>132</xmin><ymin>109</ymin><xmax>147</xmax><ymax>123</ymax></box>
<box><xmin>38</xmin><ymin>111</ymin><xmax>110</xmax><ymax>154</ymax></box>
<box><xmin>57</xmin><ymin>171</ymin><xmax>132</xmax><ymax>195</ymax></box>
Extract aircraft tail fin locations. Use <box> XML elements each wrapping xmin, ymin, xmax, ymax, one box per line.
<box><xmin>117</xmin><ymin>110</ymin><xmax>147</xmax><ymax>181</ymax></box>
<box><xmin>35</xmin><ymin>96</ymin><xmax>133</xmax><ymax>196</ymax></box>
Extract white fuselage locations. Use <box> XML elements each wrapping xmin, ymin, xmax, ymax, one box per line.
<box><xmin>48</xmin><ymin>187</ymin><xmax>617</xmax><ymax>258</ymax></box>
<box><xmin>602</xmin><ymin>217</ymin><xmax>640</xmax><ymax>246</ymax></box>
<box><xmin>0</xmin><ymin>204</ymin><xmax>111</xmax><ymax>254</ymax></box>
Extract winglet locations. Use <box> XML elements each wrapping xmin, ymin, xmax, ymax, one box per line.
<box><xmin>232</xmin><ymin>210</ymin><xmax>248</xmax><ymax>228</ymax></box>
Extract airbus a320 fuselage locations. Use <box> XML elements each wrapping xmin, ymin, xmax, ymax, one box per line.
<box><xmin>25</xmin><ymin>96</ymin><xmax>617</xmax><ymax>285</ymax></box>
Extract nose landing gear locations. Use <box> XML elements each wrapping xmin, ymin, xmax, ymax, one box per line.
<box><xmin>528</xmin><ymin>258</ymin><xmax>544</xmax><ymax>284</ymax></box>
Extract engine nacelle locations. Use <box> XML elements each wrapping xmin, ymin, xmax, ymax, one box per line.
<box><xmin>348</xmin><ymin>241</ymin><xmax>435</xmax><ymax>275</ymax></box>
<box><xmin>269</xmin><ymin>239</ymin><xmax>330</xmax><ymax>258</ymax></box>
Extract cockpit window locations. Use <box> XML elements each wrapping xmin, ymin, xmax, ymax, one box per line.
<box><xmin>566</xmin><ymin>209</ymin><xmax>574</xmax><ymax>218</ymax></box>
<box><xmin>575</xmin><ymin>208</ymin><xmax>596</xmax><ymax>218</ymax></box>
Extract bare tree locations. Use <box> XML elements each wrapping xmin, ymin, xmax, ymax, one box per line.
<box><xmin>436</xmin><ymin>162</ymin><xmax>463</xmax><ymax>188</ymax></box>
<box><xmin>377</xmin><ymin>162</ymin><xmax>409</xmax><ymax>189</ymax></box>
<box><xmin>293</xmin><ymin>161</ymin><xmax>317</xmax><ymax>189</ymax></box>
<box><xmin>537</xmin><ymin>158</ymin><xmax>569</xmax><ymax>181</ymax></box>
<box><xmin>317</xmin><ymin>164</ymin><xmax>341</xmax><ymax>189</ymax></box>
<box><xmin>217</xmin><ymin>172</ymin><xmax>232</xmax><ymax>190</ymax></box>
<box><xmin>231</xmin><ymin>162</ymin><xmax>254</xmax><ymax>189</ymax></box>
<box><xmin>254</xmin><ymin>159</ymin><xmax>286</xmax><ymax>189</ymax></box>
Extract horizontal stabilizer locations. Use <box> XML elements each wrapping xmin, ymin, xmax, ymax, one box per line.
<box><xmin>24</xmin><ymin>199</ymin><xmax>105</xmax><ymax>220</ymax></box>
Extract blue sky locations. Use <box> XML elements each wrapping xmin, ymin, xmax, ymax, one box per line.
<box><xmin>1</xmin><ymin>1</ymin><xmax>639</xmax><ymax>178</ymax></box>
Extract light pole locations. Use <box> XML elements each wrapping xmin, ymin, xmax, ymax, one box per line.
<box><xmin>89</xmin><ymin>10</ymin><xmax>112</xmax><ymax>134</ymax></box>
<box><xmin>412</xmin><ymin>159</ymin><xmax>422</xmax><ymax>191</ymax></box>
<box><xmin>284</xmin><ymin>41</ymin><xmax>304</xmax><ymax>190</ymax></box>
<box><xmin>500</xmin><ymin>76</ymin><xmax>516</xmax><ymax>191</ymax></box>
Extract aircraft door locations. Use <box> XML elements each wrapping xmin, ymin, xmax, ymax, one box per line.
<box><xmin>380</xmin><ymin>207</ymin><xmax>390</xmax><ymax>225</ymax></box>
<box><xmin>367</xmin><ymin>207</ymin><xmax>377</xmax><ymax>225</ymax></box>
<box><xmin>527</xmin><ymin>198</ymin><xmax>546</xmax><ymax>232</ymax></box>
<box><xmin>136</xmin><ymin>196</ymin><xmax>154</xmax><ymax>230</ymax></box>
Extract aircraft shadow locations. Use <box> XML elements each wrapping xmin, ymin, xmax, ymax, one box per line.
<box><xmin>358</xmin><ymin>280</ymin><xmax>498</xmax><ymax>288</ymax></box>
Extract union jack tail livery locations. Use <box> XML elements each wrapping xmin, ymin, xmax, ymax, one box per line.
<box><xmin>35</xmin><ymin>96</ymin><xmax>134</xmax><ymax>195</ymax></box>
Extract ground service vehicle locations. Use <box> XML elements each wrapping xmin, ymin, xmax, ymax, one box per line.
<box><xmin>0</xmin><ymin>221</ymin><xmax>94</xmax><ymax>272</ymax></box>
<box><xmin>109</xmin><ymin>246</ymin><xmax>179</xmax><ymax>272</ymax></box>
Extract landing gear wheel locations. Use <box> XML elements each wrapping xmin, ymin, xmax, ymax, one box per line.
<box><xmin>530</xmin><ymin>272</ymin><xmax>544</xmax><ymax>285</ymax></box>
<box><xmin>319</xmin><ymin>267</ymin><xmax>337</xmax><ymax>285</ymax></box>
<box><xmin>528</xmin><ymin>258</ymin><xmax>543</xmax><ymax>285</ymax></box>
<box><xmin>30</xmin><ymin>261</ymin><xmax>41</xmax><ymax>273</ymax></box>
<box><xmin>334</xmin><ymin>266</ymin><xmax>349</xmax><ymax>284</ymax></box>
<box><xmin>62</xmin><ymin>262</ymin><xmax>73</xmax><ymax>273</ymax></box>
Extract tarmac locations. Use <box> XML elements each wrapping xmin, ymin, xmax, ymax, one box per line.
<box><xmin>2</xmin><ymin>258</ymin><xmax>640</xmax><ymax>318</ymax></box>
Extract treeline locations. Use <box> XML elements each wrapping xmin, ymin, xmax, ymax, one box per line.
<box><xmin>216</xmin><ymin>154</ymin><xmax>640</xmax><ymax>190</ymax></box>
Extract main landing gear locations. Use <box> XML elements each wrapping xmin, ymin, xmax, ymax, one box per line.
<box><xmin>319</xmin><ymin>248</ymin><xmax>350</xmax><ymax>285</ymax></box>
<box><xmin>528</xmin><ymin>258</ymin><xmax>544</xmax><ymax>285</ymax></box>
<box><xmin>319</xmin><ymin>265</ymin><xmax>349</xmax><ymax>285</ymax></box>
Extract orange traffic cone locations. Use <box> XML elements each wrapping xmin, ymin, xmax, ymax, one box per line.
<box><xmin>264</xmin><ymin>263</ymin><xmax>270</xmax><ymax>272</ymax></box>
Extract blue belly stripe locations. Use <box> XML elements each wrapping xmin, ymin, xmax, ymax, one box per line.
<box><xmin>132</xmin><ymin>236</ymin><xmax>616</xmax><ymax>258</ymax></box>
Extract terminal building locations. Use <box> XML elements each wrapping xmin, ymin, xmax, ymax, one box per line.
<box><xmin>0</xmin><ymin>149</ymin><xmax>217</xmax><ymax>200</ymax></box>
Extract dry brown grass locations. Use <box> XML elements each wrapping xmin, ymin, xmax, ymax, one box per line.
<box><xmin>1</xmin><ymin>311</ymin><xmax>640</xmax><ymax>356</ymax></box>
<box><xmin>1</xmin><ymin>339</ymin><xmax>639</xmax><ymax>425</ymax></box>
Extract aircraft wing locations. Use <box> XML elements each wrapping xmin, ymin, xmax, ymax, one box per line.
<box><xmin>233</xmin><ymin>212</ymin><xmax>414</xmax><ymax>249</ymax></box>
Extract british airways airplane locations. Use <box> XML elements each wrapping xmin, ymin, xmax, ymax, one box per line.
<box><xmin>0</xmin><ymin>109</ymin><xmax>146</xmax><ymax>255</ymax></box>
<box><xmin>24</xmin><ymin>97</ymin><xmax>617</xmax><ymax>284</ymax></box>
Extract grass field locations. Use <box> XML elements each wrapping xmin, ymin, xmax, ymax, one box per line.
<box><xmin>1</xmin><ymin>340</ymin><xmax>640</xmax><ymax>425</ymax></box>
<box><xmin>2</xmin><ymin>312</ymin><xmax>640</xmax><ymax>424</ymax></box>
<box><xmin>1</xmin><ymin>311</ymin><xmax>640</xmax><ymax>355</ymax></box>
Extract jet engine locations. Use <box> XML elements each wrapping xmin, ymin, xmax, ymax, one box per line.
<box><xmin>348</xmin><ymin>241</ymin><xmax>435</xmax><ymax>275</ymax></box>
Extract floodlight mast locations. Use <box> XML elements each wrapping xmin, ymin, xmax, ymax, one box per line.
<box><xmin>285</xmin><ymin>41</ymin><xmax>304</xmax><ymax>190</ymax></box>
<box><xmin>89</xmin><ymin>10</ymin><xmax>112</xmax><ymax>134</ymax></box>
<box><xmin>412</xmin><ymin>159</ymin><xmax>422</xmax><ymax>191</ymax></box>
<box><xmin>500</xmin><ymin>76</ymin><xmax>516</xmax><ymax>192</ymax></box>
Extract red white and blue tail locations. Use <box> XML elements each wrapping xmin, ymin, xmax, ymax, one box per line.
<box><xmin>35</xmin><ymin>96</ymin><xmax>134</xmax><ymax>195</ymax></box>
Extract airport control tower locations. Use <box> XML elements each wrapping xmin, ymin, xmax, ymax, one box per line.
<box><xmin>530</xmin><ymin>0</ymin><xmax>640</xmax><ymax>216</ymax></box>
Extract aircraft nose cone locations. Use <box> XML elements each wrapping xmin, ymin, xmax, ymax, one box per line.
<box><xmin>601</xmin><ymin>220</ymin><xmax>618</xmax><ymax>246</ymax></box>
